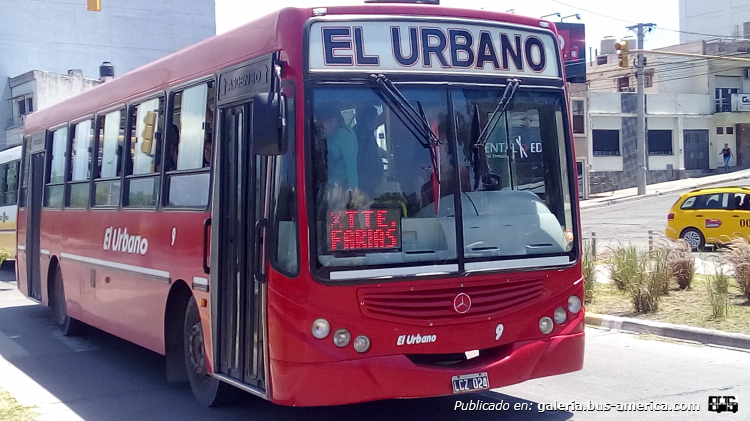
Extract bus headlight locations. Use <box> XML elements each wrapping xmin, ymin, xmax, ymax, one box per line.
<box><xmin>353</xmin><ymin>335</ymin><xmax>371</xmax><ymax>353</ymax></box>
<box><xmin>568</xmin><ymin>295</ymin><xmax>582</xmax><ymax>314</ymax></box>
<box><xmin>539</xmin><ymin>317</ymin><xmax>554</xmax><ymax>334</ymax></box>
<box><xmin>311</xmin><ymin>318</ymin><xmax>330</xmax><ymax>339</ymax></box>
<box><xmin>333</xmin><ymin>328</ymin><xmax>351</xmax><ymax>348</ymax></box>
<box><xmin>554</xmin><ymin>307</ymin><xmax>567</xmax><ymax>325</ymax></box>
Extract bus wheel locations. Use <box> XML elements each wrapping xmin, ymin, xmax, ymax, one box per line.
<box><xmin>50</xmin><ymin>266</ymin><xmax>81</xmax><ymax>336</ymax></box>
<box><xmin>184</xmin><ymin>296</ymin><xmax>232</xmax><ymax>406</ymax></box>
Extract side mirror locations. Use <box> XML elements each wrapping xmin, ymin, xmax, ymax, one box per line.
<box><xmin>252</xmin><ymin>92</ymin><xmax>287</xmax><ymax>155</ymax></box>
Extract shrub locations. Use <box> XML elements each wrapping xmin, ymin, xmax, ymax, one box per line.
<box><xmin>707</xmin><ymin>265</ymin><xmax>730</xmax><ymax>320</ymax></box>
<box><xmin>649</xmin><ymin>242</ymin><xmax>673</xmax><ymax>296</ymax></box>
<box><xmin>668</xmin><ymin>240</ymin><xmax>695</xmax><ymax>290</ymax></box>
<box><xmin>605</xmin><ymin>244</ymin><xmax>639</xmax><ymax>291</ymax></box>
<box><xmin>0</xmin><ymin>250</ymin><xmax>9</xmax><ymax>268</ymax></box>
<box><xmin>721</xmin><ymin>237</ymin><xmax>750</xmax><ymax>301</ymax></box>
<box><xmin>582</xmin><ymin>240</ymin><xmax>596</xmax><ymax>304</ymax></box>
<box><xmin>627</xmin><ymin>253</ymin><xmax>664</xmax><ymax>314</ymax></box>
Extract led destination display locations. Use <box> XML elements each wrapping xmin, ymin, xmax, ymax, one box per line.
<box><xmin>327</xmin><ymin>208</ymin><xmax>401</xmax><ymax>251</ymax></box>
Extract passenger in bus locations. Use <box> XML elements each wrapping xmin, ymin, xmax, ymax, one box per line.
<box><xmin>316</xmin><ymin>107</ymin><xmax>358</xmax><ymax>191</ymax></box>
<box><xmin>166</xmin><ymin>124</ymin><xmax>180</xmax><ymax>171</ymax></box>
<box><xmin>353</xmin><ymin>104</ymin><xmax>386</xmax><ymax>199</ymax></box>
<box><xmin>203</xmin><ymin>139</ymin><xmax>212</xmax><ymax>167</ymax></box>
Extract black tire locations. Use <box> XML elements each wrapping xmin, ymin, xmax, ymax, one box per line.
<box><xmin>50</xmin><ymin>265</ymin><xmax>82</xmax><ymax>336</ymax></box>
<box><xmin>184</xmin><ymin>296</ymin><xmax>233</xmax><ymax>407</ymax></box>
<box><xmin>680</xmin><ymin>228</ymin><xmax>705</xmax><ymax>252</ymax></box>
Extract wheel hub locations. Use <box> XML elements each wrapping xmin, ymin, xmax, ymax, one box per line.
<box><xmin>188</xmin><ymin>323</ymin><xmax>206</xmax><ymax>375</ymax></box>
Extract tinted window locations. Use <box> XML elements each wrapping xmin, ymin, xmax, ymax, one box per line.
<box><xmin>593</xmin><ymin>130</ymin><xmax>619</xmax><ymax>156</ymax></box>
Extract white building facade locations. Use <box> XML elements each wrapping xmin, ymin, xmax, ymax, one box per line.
<box><xmin>1</xmin><ymin>0</ymin><xmax>215</xmax><ymax>149</ymax></box>
<box><xmin>680</xmin><ymin>0</ymin><xmax>750</xmax><ymax>43</ymax></box>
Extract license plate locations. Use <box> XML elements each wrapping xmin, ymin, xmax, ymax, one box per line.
<box><xmin>451</xmin><ymin>372</ymin><xmax>489</xmax><ymax>393</ymax></box>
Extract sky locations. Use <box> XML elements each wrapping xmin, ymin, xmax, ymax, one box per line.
<box><xmin>215</xmin><ymin>0</ymin><xmax>681</xmax><ymax>57</ymax></box>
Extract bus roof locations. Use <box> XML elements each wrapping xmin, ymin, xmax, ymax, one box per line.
<box><xmin>24</xmin><ymin>5</ymin><xmax>556</xmax><ymax>135</ymax></box>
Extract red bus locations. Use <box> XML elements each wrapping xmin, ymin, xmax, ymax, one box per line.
<box><xmin>17</xmin><ymin>4</ymin><xmax>584</xmax><ymax>407</ymax></box>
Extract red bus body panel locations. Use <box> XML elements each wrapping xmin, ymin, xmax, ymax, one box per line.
<box><xmin>20</xmin><ymin>5</ymin><xmax>581</xmax><ymax>407</ymax></box>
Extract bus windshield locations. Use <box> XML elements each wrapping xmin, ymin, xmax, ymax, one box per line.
<box><xmin>310</xmin><ymin>85</ymin><xmax>575</xmax><ymax>280</ymax></box>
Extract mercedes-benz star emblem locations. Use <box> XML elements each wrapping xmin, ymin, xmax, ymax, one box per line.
<box><xmin>453</xmin><ymin>293</ymin><xmax>472</xmax><ymax>314</ymax></box>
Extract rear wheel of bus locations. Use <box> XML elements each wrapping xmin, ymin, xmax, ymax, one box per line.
<box><xmin>50</xmin><ymin>265</ymin><xmax>81</xmax><ymax>336</ymax></box>
<box><xmin>184</xmin><ymin>296</ymin><xmax>233</xmax><ymax>406</ymax></box>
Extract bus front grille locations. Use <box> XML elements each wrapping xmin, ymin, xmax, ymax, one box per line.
<box><xmin>357</xmin><ymin>278</ymin><xmax>544</xmax><ymax>326</ymax></box>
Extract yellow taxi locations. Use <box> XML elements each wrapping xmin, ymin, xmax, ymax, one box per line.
<box><xmin>666</xmin><ymin>186</ymin><xmax>750</xmax><ymax>251</ymax></box>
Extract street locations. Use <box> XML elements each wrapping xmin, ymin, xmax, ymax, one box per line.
<box><xmin>581</xmin><ymin>178</ymin><xmax>750</xmax><ymax>251</ymax></box>
<box><xmin>1</xmin><ymin>264</ymin><xmax>748</xmax><ymax>420</ymax></box>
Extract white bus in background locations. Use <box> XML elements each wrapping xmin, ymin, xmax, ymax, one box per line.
<box><xmin>0</xmin><ymin>145</ymin><xmax>21</xmax><ymax>259</ymax></box>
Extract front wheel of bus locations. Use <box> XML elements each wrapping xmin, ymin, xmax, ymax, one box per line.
<box><xmin>184</xmin><ymin>296</ymin><xmax>232</xmax><ymax>407</ymax></box>
<box><xmin>50</xmin><ymin>266</ymin><xmax>81</xmax><ymax>336</ymax></box>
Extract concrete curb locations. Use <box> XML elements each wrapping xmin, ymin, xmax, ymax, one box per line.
<box><xmin>585</xmin><ymin>313</ymin><xmax>750</xmax><ymax>351</ymax></box>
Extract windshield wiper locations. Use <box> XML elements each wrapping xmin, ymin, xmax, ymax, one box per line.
<box><xmin>370</xmin><ymin>74</ymin><xmax>442</xmax><ymax>212</ymax></box>
<box><xmin>369</xmin><ymin>74</ymin><xmax>440</xmax><ymax>148</ymax></box>
<box><xmin>474</xmin><ymin>78</ymin><xmax>520</xmax><ymax>148</ymax></box>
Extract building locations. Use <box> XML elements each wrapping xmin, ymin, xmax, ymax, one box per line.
<box><xmin>6</xmin><ymin>70</ymin><xmax>103</xmax><ymax>150</ymax></box>
<box><xmin>577</xmin><ymin>34</ymin><xmax>750</xmax><ymax>194</ymax></box>
<box><xmin>680</xmin><ymin>0</ymin><xmax>750</xmax><ymax>43</ymax></box>
<box><xmin>1</xmin><ymin>0</ymin><xmax>216</xmax><ymax>149</ymax></box>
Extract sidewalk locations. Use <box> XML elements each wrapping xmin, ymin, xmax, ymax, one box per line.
<box><xmin>580</xmin><ymin>168</ymin><xmax>750</xmax><ymax>209</ymax></box>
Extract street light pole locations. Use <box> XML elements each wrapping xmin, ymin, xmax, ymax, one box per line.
<box><xmin>627</xmin><ymin>23</ymin><xmax>655</xmax><ymax>195</ymax></box>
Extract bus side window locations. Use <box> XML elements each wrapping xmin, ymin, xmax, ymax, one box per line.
<box><xmin>125</xmin><ymin>97</ymin><xmax>164</xmax><ymax>207</ymax></box>
<box><xmin>67</xmin><ymin>119</ymin><xmax>94</xmax><ymax>208</ymax></box>
<box><xmin>94</xmin><ymin>109</ymin><xmax>125</xmax><ymax>206</ymax></box>
<box><xmin>45</xmin><ymin>127</ymin><xmax>68</xmax><ymax>208</ymax></box>
<box><xmin>5</xmin><ymin>160</ymin><xmax>18</xmax><ymax>206</ymax></box>
<box><xmin>270</xmin><ymin>85</ymin><xmax>299</xmax><ymax>276</ymax></box>
<box><xmin>165</xmin><ymin>81</ymin><xmax>214</xmax><ymax>208</ymax></box>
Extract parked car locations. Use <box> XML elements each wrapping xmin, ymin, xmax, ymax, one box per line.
<box><xmin>666</xmin><ymin>186</ymin><xmax>750</xmax><ymax>251</ymax></box>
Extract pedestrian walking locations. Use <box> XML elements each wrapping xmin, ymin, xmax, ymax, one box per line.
<box><xmin>720</xmin><ymin>143</ymin><xmax>733</xmax><ymax>172</ymax></box>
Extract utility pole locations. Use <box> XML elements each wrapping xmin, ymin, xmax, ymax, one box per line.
<box><xmin>627</xmin><ymin>23</ymin><xmax>655</xmax><ymax>195</ymax></box>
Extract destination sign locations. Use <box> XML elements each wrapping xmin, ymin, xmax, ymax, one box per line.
<box><xmin>327</xmin><ymin>208</ymin><xmax>401</xmax><ymax>252</ymax></box>
<box><xmin>308</xmin><ymin>20</ymin><xmax>560</xmax><ymax>78</ymax></box>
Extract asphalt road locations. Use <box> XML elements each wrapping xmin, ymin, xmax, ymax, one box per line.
<box><xmin>580</xmin><ymin>178</ymin><xmax>750</xmax><ymax>252</ymax></box>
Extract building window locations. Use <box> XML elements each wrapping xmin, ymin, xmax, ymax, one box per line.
<box><xmin>15</xmin><ymin>96</ymin><xmax>33</xmax><ymax>116</ymax></box>
<box><xmin>647</xmin><ymin>129</ymin><xmax>673</xmax><ymax>155</ymax></box>
<box><xmin>572</xmin><ymin>100</ymin><xmax>585</xmax><ymax>134</ymax></box>
<box><xmin>616</xmin><ymin>77</ymin><xmax>630</xmax><ymax>92</ymax></box>
<box><xmin>717</xmin><ymin>127</ymin><xmax>724</xmax><ymax>135</ymax></box>
<box><xmin>715</xmin><ymin>88</ymin><xmax>738</xmax><ymax>113</ymax></box>
<box><xmin>593</xmin><ymin>129</ymin><xmax>620</xmax><ymax>156</ymax></box>
<box><xmin>727</xmin><ymin>126</ymin><xmax>734</xmax><ymax>135</ymax></box>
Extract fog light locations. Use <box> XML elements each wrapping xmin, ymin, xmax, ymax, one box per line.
<box><xmin>539</xmin><ymin>317</ymin><xmax>554</xmax><ymax>334</ymax></box>
<box><xmin>333</xmin><ymin>328</ymin><xmax>351</xmax><ymax>347</ymax></box>
<box><xmin>353</xmin><ymin>335</ymin><xmax>371</xmax><ymax>353</ymax></box>
<box><xmin>568</xmin><ymin>295</ymin><xmax>582</xmax><ymax>314</ymax></box>
<box><xmin>311</xmin><ymin>318</ymin><xmax>330</xmax><ymax>339</ymax></box>
<box><xmin>554</xmin><ymin>307</ymin><xmax>567</xmax><ymax>325</ymax></box>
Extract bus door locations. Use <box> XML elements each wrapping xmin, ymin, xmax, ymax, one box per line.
<box><xmin>26</xmin><ymin>151</ymin><xmax>45</xmax><ymax>301</ymax></box>
<box><xmin>212</xmin><ymin>100</ymin><xmax>266</xmax><ymax>391</ymax></box>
